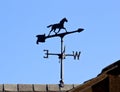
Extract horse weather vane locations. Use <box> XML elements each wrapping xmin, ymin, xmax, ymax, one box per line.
<box><xmin>36</xmin><ymin>18</ymin><xmax>84</xmax><ymax>87</ymax></box>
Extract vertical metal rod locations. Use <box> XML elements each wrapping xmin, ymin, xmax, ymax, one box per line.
<box><xmin>59</xmin><ymin>37</ymin><xmax>64</xmax><ymax>87</ymax></box>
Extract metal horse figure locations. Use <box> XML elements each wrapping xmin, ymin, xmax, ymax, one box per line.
<box><xmin>47</xmin><ymin>18</ymin><xmax>68</xmax><ymax>36</ymax></box>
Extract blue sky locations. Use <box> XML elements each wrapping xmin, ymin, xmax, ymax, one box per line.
<box><xmin>0</xmin><ymin>0</ymin><xmax>120</xmax><ymax>84</ymax></box>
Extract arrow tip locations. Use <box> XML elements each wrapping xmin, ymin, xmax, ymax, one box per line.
<box><xmin>77</xmin><ymin>28</ymin><xmax>84</xmax><ymax>32</ymax></box>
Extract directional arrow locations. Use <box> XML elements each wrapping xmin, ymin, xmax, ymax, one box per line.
<box><xmin>36</xmin><ymin>28</ymin><xmax>84</xmax><ymax>44</ymax></box>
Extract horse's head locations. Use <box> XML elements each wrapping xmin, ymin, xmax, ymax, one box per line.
<box><xmin>60</xmin><ymin>18</ymin><xmax>68</xmax><ymax>23</ymax></box>
<box><xmin>63</xmin><ymin>17</ymin><xmax>68</xmax><ymax>22</ymax></box>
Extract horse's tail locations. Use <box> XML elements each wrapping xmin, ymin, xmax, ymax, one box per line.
<box><xmin>47</xmin><ymin>25</ymin><xmax>52</xmax><ymax>28</ymax></box>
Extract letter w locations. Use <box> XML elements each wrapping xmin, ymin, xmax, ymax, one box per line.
<box><xmin>72</xmin><ymin>51</ymin><xmax>81</xmax><ymax>60</ymax></box>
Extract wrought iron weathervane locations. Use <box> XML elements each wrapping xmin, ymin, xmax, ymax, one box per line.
<box><xmin>36</xmin><ymin>18</ymin><xmax>84</xmax><ymax>87</ymax></box>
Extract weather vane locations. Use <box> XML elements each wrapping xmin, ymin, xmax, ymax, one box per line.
<box><xmin>36</xmin><ymin>18</ymin><xmax>84</xmax><ymax>87</ymax></box>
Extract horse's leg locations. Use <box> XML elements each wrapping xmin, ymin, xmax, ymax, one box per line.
<box><xmin>48</xmin><ymin>29</ymin><xmax>53</xmax><ymax>36</ymax></box>
<box><xmin>63</xmin><ymin>27</ymin><xmax>67</xmax><ymax>32</ymax></box>
<box><xmin>57</xmin><ymin>28</ymin><xmax>61</xmax><ymax>34</ymax></box>
<box><xmin>53</xmin><ymin>28</ymin><xmax>57</xmax><ymax>34</ymax></box>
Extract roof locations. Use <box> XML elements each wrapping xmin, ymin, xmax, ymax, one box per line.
<box><xmin>69</xmin><ymin>60</ymin><xmax>120</xmax><ymax>92</ymax></box>
<box><xmin>101</xmin><ymin>60</ymin><xmax>120</xmax><ymax>75</ymax></box>
<box><xmin>0</xmin><ymin>84</ymin><xmax>79</xmax><ymax>92</ymax></box>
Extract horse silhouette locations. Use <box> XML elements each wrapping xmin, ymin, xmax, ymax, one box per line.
<box><xmin>47</xmin><ymin>18</ymin><xmax>68</xmax><ymax>35</ymax></box>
